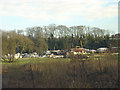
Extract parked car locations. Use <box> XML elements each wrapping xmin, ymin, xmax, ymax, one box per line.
<box><xmin>40</xmin><ymin>54</ymin><xmax>48</xmax><ymax>58</ymax></box>
<box><xmin>89</xmin><ymin>50</ymin><xmax>96</xmax><ymax>53</ymax></box>
<box><xmin>97</xmin><ymin>48</ymin><xmax>108</xmax><ymax>53</ymax></box>
<box><xmin>53</xmin><ymin>55</ymin><xmax>64</xmax><ymax>58</ymax></box>
<box><xmin>23</xmin><ymin>53</ymin><xmax>30</xmax><ymax>58</ymax></box>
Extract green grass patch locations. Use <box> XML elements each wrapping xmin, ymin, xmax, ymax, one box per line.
<box><xmin>2</xmin><ymin>58</ymin><xmax>71</xmax><ymax>66</ymax></box>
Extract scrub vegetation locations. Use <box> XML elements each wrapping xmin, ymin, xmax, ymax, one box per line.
<box><xmin>2</xmin><ymin>54</ymin><xmax>119</xmax><ymax>88</ymax></box>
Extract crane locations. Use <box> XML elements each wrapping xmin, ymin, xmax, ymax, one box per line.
<box><xmin>75</xmin><ymin>40</ymin><xmax>83</xmax><ymax>48</ymax></box>
<box><xmin>80</xmin><ymin>40</ymin><xmax>83</xmax><ymax>48</ymax></box>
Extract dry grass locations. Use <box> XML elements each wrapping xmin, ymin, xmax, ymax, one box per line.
<box><xmin>2</xmin><ymin>54</ymin><xmax>119</xmax><ymax>88</ymax></box>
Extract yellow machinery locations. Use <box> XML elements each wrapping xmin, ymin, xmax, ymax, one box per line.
<box><xmin>76</xmin><ymin>46</ymin><xmax>80</xmax><ymax>48</ymax></box>
<box><xmin>80</xmin><ymin>40</ymin><xmax>83</xmax><ymax>48</ymax></box>
<box><xmin>75</xmin><ymin>40</ymin><xmax>83</xmax><ymax>48</ymax></box>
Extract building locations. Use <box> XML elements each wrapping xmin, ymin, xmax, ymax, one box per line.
<box><xmin>71</xmin><ymin>48</ymin><xmax>87</xmax><ymax>55</ymax></box>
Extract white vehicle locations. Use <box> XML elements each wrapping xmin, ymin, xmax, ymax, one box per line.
<box><xmin>45</xmin><ymin>50</ymin><xmax>51</xmax><ymax>55</ymax></box>
<box><xmin>53</xmin><ymin>55</ymin><xmax>64</xmax><ymax>58</ymax></box>
<box><xmin>40</xmin><ymin>55</ymin><xmax>48</xmax><ymax>58</ymax></box>
<box><xmin>33</xmin><ymin>52</ymin><xmax>38</xmax><ymax>55</ymax></box>
<box><xmin>89</xmin><ymin>50</ymin><xmax>96</xmax><ymax>53</ymax></box>
<box><xmin>14</xmin><ymin>53</ymin><xmax>22</xmax><ymax>59</ymax></box>
<box><xmin>14</xmin><ymin>54</ymin><xmax>19</xmax><ymax>59</ymax></box>
<box><xmin>97</xmin><ymin>48</ymin><xmax>108</xmax><ymax>52</ymax></box>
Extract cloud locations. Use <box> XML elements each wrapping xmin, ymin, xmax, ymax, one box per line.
<box><xmin>0</xmin><ymin>0</ymin><xmax>118</xmax><ymax>22</ymax></box>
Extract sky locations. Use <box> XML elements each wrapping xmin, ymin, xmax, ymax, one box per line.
<box><xmin>0</xmin><ymin>0</ymin><xmax>119</xmax><ymax>34</ymax></box>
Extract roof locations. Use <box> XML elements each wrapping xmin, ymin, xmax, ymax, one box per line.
<box><xmin>72</xmin><ymin>48</ymin><xmax>86</xmax><ymax>52</ymax></box>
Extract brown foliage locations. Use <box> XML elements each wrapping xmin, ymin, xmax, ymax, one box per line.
<box><xmin>2</xmin><ymin>55</ymin><xmax>118</xmax><ymax>88</ymax></box>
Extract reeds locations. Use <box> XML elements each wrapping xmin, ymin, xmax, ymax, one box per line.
<box><xmin>2</xmin><ymin>54</ymin><xmax>118</xmax><ymax>88</ymax></box>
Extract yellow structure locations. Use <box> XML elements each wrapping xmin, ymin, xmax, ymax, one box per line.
<box><xmin>75</xmin><ymin>40</ymin><xmax>83</xmax><ymax>48</ymax></box>
<box><xmin>75</xmin><ymin>46</ymin><xmax>80</xmax><ymax>48</ymax></box>
<box><xmin>80</xmin><ymin>40</ymin><xmax>83</xmax><ymax>48</ymax></box>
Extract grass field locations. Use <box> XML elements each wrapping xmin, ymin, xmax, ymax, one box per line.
<box><xmin>2</xmin><ymin>53</ymin><xmax>119</xmax><ymax>88</ymax></box>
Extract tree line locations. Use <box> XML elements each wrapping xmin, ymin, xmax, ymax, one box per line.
<box><xmin>1</xmin><ymin>24</ymin><xmax>117</xmax><ymax>61</ymax></box>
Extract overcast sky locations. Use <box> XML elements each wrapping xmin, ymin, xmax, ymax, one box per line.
<box><xmin>0</xmin><ymin>0</ymin><xmax>119</xmax><ymax>34</ymax></box>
